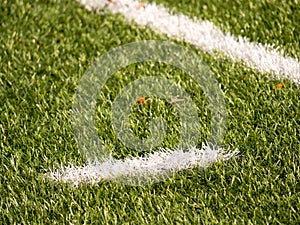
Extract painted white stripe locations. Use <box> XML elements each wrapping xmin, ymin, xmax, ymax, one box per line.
<box><xmin>48</xmin><ymin>0</ymin><xmax>299</xmax><ymax>184</ymax></box>
<box><xmin>79</xmin><ymin>0</ymin><xmax>300</xmax><ymax>84</ymax></box>
<box><xmin>47</xmin><ymin>145</ymin><xmax>238</xmax><ymax>185</ymax></box>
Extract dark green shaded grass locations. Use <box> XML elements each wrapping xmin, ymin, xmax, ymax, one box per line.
<box><xmin>0</xmin><ymin>0</ymin><xmax>299</xmax><ymax>224</ymax></box>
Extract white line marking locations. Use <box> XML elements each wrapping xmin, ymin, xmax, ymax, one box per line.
<box><xmin>49</xmin><ymin>0</ymin><xmax>299</xmax><ymax>184</ymax></box>
<box><xmin>80</xmin><ymin>0</ymin><xmax>300</xmax><ymax>84</ymax></box>
<box><xmin>47</xmin><ymin>146</ymin><xmax>238</xmax><ymax>185</ymax></box>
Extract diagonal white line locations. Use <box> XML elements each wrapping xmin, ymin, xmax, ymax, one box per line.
<box><xmin>47</xmin><ymin>146</ymin><xmax>238</xmax><ymax>185</ymax></box>
<box><xmin>80</xmin><ymin>0</ymin><xmax>300</xmax><ymax>84</ymax></box>
<box><xmin>47</xmin><ymin>0</ymin><xmax>298</xmax><ymax>185</ymax></box>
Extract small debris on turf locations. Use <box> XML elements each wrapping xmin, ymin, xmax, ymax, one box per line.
<box><xmin>136</xmin><ymin>2</ymin><xmax>145</xmax><ymax>10</ymax></box>
<box><xmin>275</xmin><ymin>82</ymin><xmax>284</xmax><ymax>90</ymax></box>
<box><xmin>137</xmin><ymin>96</ymin><xmax>147</xmax><ymax>104</ymax></box>
<box><xmin>170</xmin><ymin>98</ymin><xmax>185</xmax><ymax>104</ymax></box>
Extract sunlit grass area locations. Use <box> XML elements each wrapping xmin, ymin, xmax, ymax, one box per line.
<box><xmin>0</xmin><ymin>0</ymin><xmax>299</xmax><ymax>224</ymax></box>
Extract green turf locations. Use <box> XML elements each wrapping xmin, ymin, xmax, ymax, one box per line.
<box><xmin>0</xmin><ymin>0</ymin><xmax>299</xmax><ymax>224</ymax></box>
<box><xmin>149</xmin><ymin>0</ymin><xmax>300</xmax><ymax>60</ymax></box>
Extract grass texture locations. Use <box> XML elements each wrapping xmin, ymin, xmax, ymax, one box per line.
<box><xmin>0</xmin><ymin>0</ymin><xmax>299</xmax><ymax>224</ymax></box>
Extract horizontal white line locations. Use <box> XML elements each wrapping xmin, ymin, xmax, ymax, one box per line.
<box><xmin>47</xmin><ymin>145</ymin><xmax>238</xmax><ymax>185</ymax></box>
<box><xmin>79</xmin><ymin>0</ymin><xmax>300</xmax><ymax>84</ymax></box>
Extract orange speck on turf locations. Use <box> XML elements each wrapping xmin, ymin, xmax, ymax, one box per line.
<box><xmin>275</xmin><ymin>82</ymin><xmax>284</xmax><ymax>90</ymax></box>
<box><xmin>137</xmin><ymin>96</ymin><xmax>147</xmax><ymax>104</ymax></box>
<box><xmin>136</xmin><ymin>2</ymin><xmax>145</xmax><ymax>10</ymax></box>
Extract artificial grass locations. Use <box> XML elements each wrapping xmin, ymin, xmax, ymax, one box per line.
<box><xmin>149</xmin><ymin>0</ymin><xmax>300</xmax><ymax>60</ymax></box>
<box><xmin>0</xmin><ymin>0</ymin><xmax>299</xmax><ymax>224</ymax></box>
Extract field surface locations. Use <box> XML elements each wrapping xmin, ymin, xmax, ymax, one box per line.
<box><xmin>0</xmin><ymin>0</ymin><xmax>299</xmax><ymax>224</ymax></box>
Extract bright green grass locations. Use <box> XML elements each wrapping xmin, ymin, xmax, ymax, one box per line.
<box><xmin>150</xmin><ymin>0</ymin><xmax>300</xmax><ymax>59</ymax></box>
<box><xmin>0</xmin><ymin>0</ymin><xmax>299</xmax><ymax>224</ymax></box>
